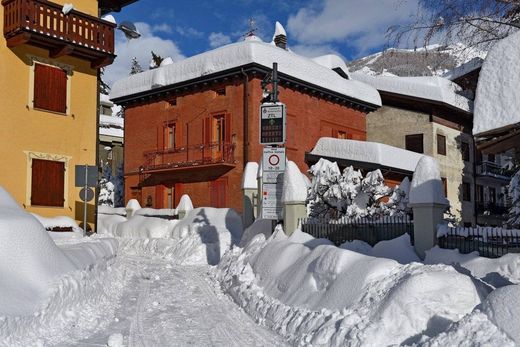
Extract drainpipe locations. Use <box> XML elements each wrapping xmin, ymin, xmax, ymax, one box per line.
<box><xmin>241</xmin><ymin>68</ymin><xmax>249</xmax><ymax>167</ymax></box>
<box><xmin>472</xmin><ymin>136</ymin><xmax>478</xmax><ymax>226</ymax></box>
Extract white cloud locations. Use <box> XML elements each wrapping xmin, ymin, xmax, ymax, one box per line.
<box><xmin>152</xmin><ymin>23</ymin><xmax>173</xmax><ymax>34</ymax></box>
<box><xmin>104</xmin><ymin>22</ymin><xmax>185</xmax><ymax>87</ymax></box>
<box><xmin>176</xmin><ymin>26</ymin><xmax>204</xmax><ymax>38</ymax></box>
<box><xmin>208</xmin><ymin>32</ymin><xmax>231</xmax><ymax>48</ymax></box>
<box><xmin>290</xmin><ymin>44</ymin><xmax>344</xmax><ymax>59</ymax></box>
<box><xmin>287</xmin><ymin>0</ymin><xmax>423</xmax><ymax>55</ymax></box>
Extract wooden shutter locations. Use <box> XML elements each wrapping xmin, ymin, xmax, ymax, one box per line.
<box><xmin>34</xmin><ymin>63</ymin><xmax>67</xmax><ymax>113</ymax></box>
<box><xmin>405</xmin><ymin>134</ymin><xmax>424</xmax><ymax>154</ymax></box>
<box><xmin>224</xmin><ymin>113</ymin><xmax>232</xmax><ymax>142</ymax></box>
<box><xmin>210</xmin><ymin>179</ymin><xmax>227</xmax><ymax>208</ymax></box>
<box><xmin>31</xmin><ymin>159</ymin><xmax>65</xmax><ymax>206</ymax></box>
<box><xmin>203</xmin><ymin>117</ymin><xmax>211</xmax><ymax>144</ymax></box>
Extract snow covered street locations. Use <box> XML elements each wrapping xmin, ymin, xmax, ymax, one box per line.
<box><xmin>73</xmin><ymin>255</ymin><xmax>287</xmax><ymax>347</ymax></box>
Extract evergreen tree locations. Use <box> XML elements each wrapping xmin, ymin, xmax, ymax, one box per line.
<box><xmin>149</xmin><ymin>51</ymin><xmax>164</xmax><ymax>69</ymax></box>
<box><xmin>113</xmin><ymin>162</ymin><xmax>125</xmax><ymax>207</ymax></box>
<box><xmin>98</xmin><ymin>164</ymin><xmax>114</xmax><ymax>206</ymax></box>
<box><xmin>130</xmin><ymin>57</ymin><xmax>143</xmax><ymax>75</ymax></box>
<box><xmin>99</xmin><ymin>67</ymin><xmax>110</xmax><ymax>95</ymax></box>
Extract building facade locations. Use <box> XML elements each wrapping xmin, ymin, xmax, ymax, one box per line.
<box><xmin>0</xmin><ymin>0</ymin><xmax>134</xmax><ymax>226</ymax></box>
<box><xmin>111</xmin><ymin>37</ymin><xmax>380</xmax><ymax>213</ymax></box>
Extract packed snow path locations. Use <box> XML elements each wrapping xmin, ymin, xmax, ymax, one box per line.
<box><xmin>74</xmin><ymin>255</ymin><xmax>287</xmax><ymax>347</ymax></box>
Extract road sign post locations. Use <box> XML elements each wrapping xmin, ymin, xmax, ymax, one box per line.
<box><xmin>75</xmin><ymin>165</ymin><xmax>97</xmax><ymax>235</ymax></box>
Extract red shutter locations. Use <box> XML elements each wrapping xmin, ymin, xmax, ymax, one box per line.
<box><xmin>31</xmin><ymin>159</ymin><xmax>65</xmax><ymax>206</ymax></box>
<box><xmin>34</xmin><ymin>63</ymin><xmax>67</xmax><ymax>113</ymax></box>
<box><xmin>224</xmin><ymin>113</ymin><xmax>232</xmax><ymax>143</ymax></box>
<box><xmin>204</xmin><ymin>117</ymin><xmax>211</xmax><ymax>144</ymax></box>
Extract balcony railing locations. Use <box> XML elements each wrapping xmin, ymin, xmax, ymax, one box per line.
<box><xmin>142</xmin><ymin>142</ymin><xmax>236</xmax><ymax>171</ymax></box>
<box><xmin>476</xmin><ymin>202</ymin><xmax>510</xmax><ymax>216</ymax></box>
<box><xmin>2</xmin><ymin>0</ymin><xmax>115</xmax><ymax>67</ymax></box>
<box><xmin>476</xmin><ymin>161</ymin><xmax>512</xmax><ymax>180</ymax></box>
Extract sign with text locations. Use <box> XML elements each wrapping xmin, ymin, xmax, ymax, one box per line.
<box><xmin>259</xmin><ymin>102</ymin><xmax>286</xmax><ymax>145</ymax></box>
<box><xmin>261</xmin><ymin>147</ymin><xmax>285</xmax><ymax>219</ymax></box>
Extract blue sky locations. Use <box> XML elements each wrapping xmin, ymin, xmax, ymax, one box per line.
<box><xmin>104</xmin><ymin>0</ymin><xmax>424</xmax><ymax>86</ymax></box>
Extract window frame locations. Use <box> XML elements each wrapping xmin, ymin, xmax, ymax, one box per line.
<box><xmin>437</xmin><ymin>134</ymin><xmax>446</xmax><ymax>156</ymax></box>
<box><xmin>461</xmin><ymin>141</ymin><xmax>471</xmax><ymax>162</ymax></box>
<box><xmin>29</xmin><ymin>57</ymin><xmax>72</xmax><ymax>115</ymax></box>
<box><xmin>24</xmin><ymin>151</ymin><xmax>70</xmax><ymax>208</ymax></box>
<box><xmin>462</xmin><ymin>181</ymin><xmax>472</xmax><ymax>202</ymax></box>
<box><xmin>405</xmin><ymin>134</ymin><xmax>424</xmax><ymax>154</ymax></box>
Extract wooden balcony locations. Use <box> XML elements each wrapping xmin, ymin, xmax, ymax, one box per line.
<box><xmin>2</xmin><ymin>0</ymin><xmax>116</xmax><ymax>68</ymax></box>
<box><xmin>138</xmin><ymin>142</ymin><xmax>236</xmax><ymax>187</ymax></box>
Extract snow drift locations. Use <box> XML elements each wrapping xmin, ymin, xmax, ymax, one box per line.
<box><xmin>217</xmin><ymin>223</ymin><xmax>482</xmax><ymax>346</ymax></box>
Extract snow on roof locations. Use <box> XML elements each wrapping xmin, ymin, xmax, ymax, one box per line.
<box><xmin>110</xmin><ymin>41</ymin><xmax>381</xmax><ymax>107</ymax></box>
<box><xmin>442</xmin><ymin>57</ymin><xmax>483</xmax><ymax>81</ymax></box>
<box><xmin>99</xmin><ymin>114</ymin><xmax>123</xmax><ymax>138</ymax></box>
<box><xmin>312</xmin><ymin>54</ymin><xmax>350</xmax><ymax>79</ymax></box>
<box><xmin>473</xmin><ymin>31</ymin><xmax>520</xmax><ymax>135</ymax></box>
<box><xmin>309</xmin><ymin>137</ymin><xmax>424</xmax><ymax>173</ymax></box>
<box><xmin>351</xmin><ymin>72</ymin><xmax>472</xmax><ymax>112</ymax></box>
<box><xmin>409</xmin><ymin>156</ymin><xmax>449</xmax><ymax>205</ymax></box>
<box><xmin>273</xmin><ymin>21</ymin><xmax>287</xmax><ymax>38</ymax></box>
<box><xmin>176</xmin><ymin>194</ymin><xmax>193</xmax><ymax>211</ymax></box>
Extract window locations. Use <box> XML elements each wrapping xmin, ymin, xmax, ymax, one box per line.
<box><xmin>33</xmin><ymin>63</ymin><xmax>68</xmax><ymax>113</ymax></box>
<box><xmin>462</xmin><ymin>182</ymin><xmax>471</xmax><ymax>201</ymax></box>
<box><xmin>210</xmin><ymin>178</ymin><xmax>227</xmax><ymax>208</ymax></box>
<box><xmin>476</xmin><ymin>185</ymin><xmax>484</xmax><ymax>202</ymax></box>
<box><xmin>336</xmin><ymin>130</ymin><xmax>347</xmax><ymax>139</ymax></box>
<box><xmin>31</xmin><ymin>159</ymin><xmax>65</xmax><ymax>206</ymax></box>
<box><xmin>100</xmin><ymin>105</ymin><xmax>112</xmax><ymax>116</ymax></box>
<box><xmin>437</xmin><ymin>134</ymin><xmax>446</xmax><ymax>155</ymax></box>
<box><xmin>489</xmin><ymin>187</ymin><xmax>496</xmax><ymax>203</ymax></box>
<box><xmin>476</xmin><ymin>150</ymin><xmax>483</xmax><ymax>163</ymax></box>
<box><xmin>405</xmin><ymin>134</ymin><xmax>424</xmax><ymax>153</ymax></box>
<box><xmin>487</xmin><ymin>153</ymin><xmax>495</xmax><ymax>163</ymax></box>
<box><xmin>461</xmin><ymin>141</ymin><xmax>470</xmax><ymax>162</ymax></box>
<box><xmin>441</xmin><ymin>177</ymin><xmax>448</xmax><ymax>197</ymax></box>
<box><xmin>214</xmin><ymin>87</ymin><xmax>226</xmax><ymax>96</ymax></box>
<box><xmin>164</xmin><ymin>123</ymin><xmax>176</xmax><ymax>149</ymax></box>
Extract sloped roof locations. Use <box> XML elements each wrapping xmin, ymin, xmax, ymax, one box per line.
<box><xmin>110</xmin><ymin>40</ymin><xmax>381</xmax><ymax>107</ymax></box>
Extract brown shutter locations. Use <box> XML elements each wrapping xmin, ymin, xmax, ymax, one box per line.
<box><xmin>34</xmin><ymin>63</ymin><xmax>67</xmax><ymax>113</ymax></box>
<box><xmin>224</xmin><ymin>113</ymin><xmax>232</xmax><ymax>143</ymax></box>
<box><xmin>31</xmin><ymin>159</ymin><xmax>65</xmax><ymax>206</ymax></box>
<box><xmin>204</xmin><ymin>117</ymin><xmax>211</xmax><ymax>144</ymax></box>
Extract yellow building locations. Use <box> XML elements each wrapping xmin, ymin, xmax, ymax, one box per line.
<box><xmin>0</xmin><ymin>0</ymin><xmax>135</xmax><ymax>228</ymax></box>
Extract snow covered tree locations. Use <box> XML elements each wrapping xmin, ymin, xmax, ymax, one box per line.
<box><xmin>389</xmin><ymin>0</ymin><xmax>520</xmax><ymax>51</ymax></box>
<box><xmin>507</xmin><ymin>169</ymin><xmax>520</xmax><ymax>228</ymax></box>
<box><xmin>130</xmin><ymin>57</ymin><xmax>143</xmax><ymax>75</ymax></box>
<box><xmin>98</xmin><ymin>164</ymin><xmax>114</xmax><ymax>206</ymax></box>
<box><xmin>149</xmin><ymin>51</ymin><xmax>164</xmax><ymax>69</ymax></box>
<box><xmin>99</xmin><ymin>67</ymin><xmax>110</xmax><ymax>95</ymax></box>
<box><xmin>307</xmin><ymin>159</ymin><xmax>396</xmax><ymax>220</ymax></box>
<box><xmin>386</xmin><ymin>177</ymin><xmax>412</xmax><ymax>217</ymax></box>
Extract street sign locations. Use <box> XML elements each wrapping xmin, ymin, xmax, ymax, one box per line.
<box><xmin>261</xmin><ymin>147</ymin><xmax>285</xmax><ymax>220</ymax></box>
<box><xmin>75</xmin><ymin>165</ymin><xmax>98</xmax><ymax>187</ymax></box>
<box><xmin>79</xmin><ymin>187</ymin><xmax>94</xmax><ymax>202</ymax></box>
<box><xmin>259</xmin><ymin>102</ymin><xmax>286</xmax><ymax>145</ymax></box>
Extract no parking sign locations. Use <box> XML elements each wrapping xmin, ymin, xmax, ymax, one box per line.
<box><xmin>262</xmin><ymin>147</ymin><xmax>285</xmax><ymax>219</ymax></box>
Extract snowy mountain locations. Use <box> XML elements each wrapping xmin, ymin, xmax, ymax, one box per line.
<box><xmin>349</xmin><ymin>43</ymin><xmax>486</xmax><ymax>78</ymax></box>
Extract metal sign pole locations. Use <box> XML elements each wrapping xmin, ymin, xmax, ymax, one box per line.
<box><xmin>83</xmin><ymin>164</ymin><xmax>88</xmax><ymax>235</ymax></box>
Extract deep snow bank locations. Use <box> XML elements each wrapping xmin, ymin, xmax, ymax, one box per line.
<box><xmin>109</xmin><ymin>208</ymin><xmax>243</xmax><ymax>265</ymax></box>
<box><xmin>216</xmin><ymin>223</ymin><xmax>481</xmax><ymax>346</ymax></box>
<box><xmin>0</xmin><ymin>187</ymin><xmax>119</xmax><ymax>316</ymax></box>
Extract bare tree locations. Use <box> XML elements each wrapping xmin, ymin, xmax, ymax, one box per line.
<box><xmin>388</xmin><ymin>0</ymin><xmax>520</xmax><ymax>50</ymax></box>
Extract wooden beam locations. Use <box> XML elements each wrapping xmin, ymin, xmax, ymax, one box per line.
<box><xmin>6</xmin><ymin>33</ymin><xmax>31</xmax><ymax>48</ymax></box>
<box><xmin>50</xmin><ymin>44</ymin><xmax>74</xmax><ymax>58</ymax></box>
<box><xmin>91</xmin><ymin>56</ymin><xmax>114</xmax><ymax>69</ymax></box>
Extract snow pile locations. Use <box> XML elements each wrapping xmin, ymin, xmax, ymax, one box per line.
<box><xmin>216</xmin><ymin>226</ymin><xmax>481</xmax><ymax>346</ymax></box>
<box><xmin>134</xmin><ymin>207</ymin><xmax>177</xmax><ymax>218</ymax></box>
<box><xmin>242</xmin><ymin>162</ymin><xmax>259</xmax><ymax>189</ymax></box>
<box><xmin>282</xmin><ymin>161</ymin><xmax>307</xmax><ymax>203</ymax></box>
<box><xmin>309</xmin><ymin>137</ymin><xmax>424</xmax><ymax>173</ymax></box>
<box><xmin>111</xmin><ymin>40</ymin><xmax>381</xmax><ymax>107</ymax></box>
<box><xmin>312</xmin><ymin>54</ymin><xmax>350</xmax><ymax>79</ymax></box>
<box><xmin>352</xmin><ymin>72</ymin><xmax>472</xmax><ymax>112</ymax></box>
<box><xmin>61</xmin><ymin>3</ymin><xmax>73</xmax><ymax>15</ymax></box>
<box><xmin>177</xmin><ymin>194</ymin><xmax>194</xmax><ymax>212</ymax></box>
<box><xmin>425</xmin><ymin>247</ymin><xmax>520</xmax><ymax>288</ymax></box>
<box><xmin>31</xmin><ymin>213</ymin><xmax>83</xmax><ymax>239</ymax></box>
<box><xmin>341</xmin><ymin>234</ymin><xmax>420</xmax><ymax>264</ymax></box>
<box><xmin>113</xmin><ymin>208</ymin><xmax>242</xmax><ymax>266</ymax></box>
<box><xmin>474</xmin><ymin>30</ymin><xmax>520</xmax><ymax>135</ymax></box>
<box><xmin>409</xmin><ymin>156</ymin><xmax>449</xmax><ymax>205</ymax></box>
<box><xmin>101</xmin><ymin>14</ymin><xmax>116</xmax><ymax>24</ymax></box>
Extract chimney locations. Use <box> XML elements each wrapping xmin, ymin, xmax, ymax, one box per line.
<box><xmin>273</xmin><ymin>21</ymin><xmax>287</xmax><ymax>50</ymax></box>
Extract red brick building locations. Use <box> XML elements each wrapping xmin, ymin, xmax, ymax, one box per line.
<box><xmin>110</xmin><ymin>36</ymin><xmax>381</xmax><ymax>213</ymax></box>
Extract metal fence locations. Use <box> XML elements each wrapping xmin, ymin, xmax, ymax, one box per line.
<box><xmin>299</xmin><ymin>216</ymin><xmax>414</xmax><ymax>247</ymax></box>
<box><xmin>438</xmin><ymin>227</ymin><xmax>520</xmax><ymax>258</ymax></box>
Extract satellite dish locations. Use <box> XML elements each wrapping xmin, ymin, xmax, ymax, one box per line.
<box><xmin>118</xmin><ymin>21</ymin><xmax>141</xmax><ymax>40</ymax></box>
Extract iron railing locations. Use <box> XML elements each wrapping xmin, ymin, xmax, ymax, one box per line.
<box><xmin>2</xmin><ymin>0</ymin><xmax>115</xmax><ymax>53</ymax></box>
<box><xmin>299</xmin><ymin>216</ymin><xmax>414</xmax><ymax>247</ymax></box>
<box><xmin>438</xmin><ymin>226</ymin><xmax>520</xmax><ymax>258</ymax></box>
<box><xmin>142</xmin><ymin>141</ymin><xmax>235</xmax><ymax>171</ymax></box>
<box><xmin>476</xmin><ymin>161</ymin><xmax>512</xmax><ymax>180</ymax></box>
<box><xmin>476</xmin><ymin>202</ymin><xmax>509</xmax><ymax>216</ymax></box>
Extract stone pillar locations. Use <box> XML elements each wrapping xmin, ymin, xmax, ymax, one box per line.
<box><xmin>410</xmin><ymin>202</ymin><xmax>447</xmax><ymax>260</ymax></box>
<box><xmin>283</xmin><ymin>201</ymin><xmax>307</xmax><ymax>236</ymax></box>
<box><xmin>243</xmin><ymin>188</ymin><xmax>257</xmax><ymax>228</ymax></box>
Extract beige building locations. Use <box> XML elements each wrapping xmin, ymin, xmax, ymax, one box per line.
<box><xmin>353</xmin><ymin>74</ymin><xmax>476</xmax><ymax>225</ymax></box>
